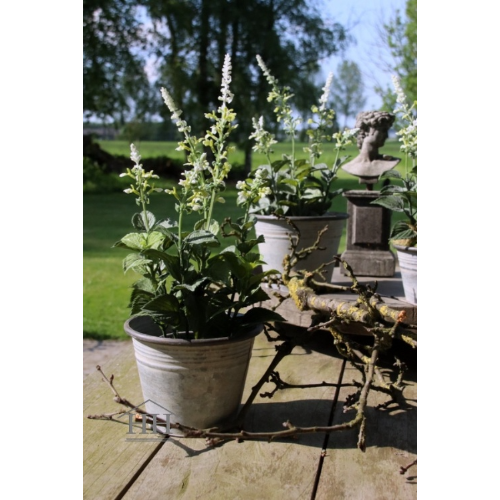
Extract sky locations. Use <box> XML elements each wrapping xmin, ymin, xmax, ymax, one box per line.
<box><xmin>319</xmin><ymin>0</ymin><xmax>409</xmax><ymax>126</ymax></box>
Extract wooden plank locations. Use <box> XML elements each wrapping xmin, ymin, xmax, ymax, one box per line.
<box><xmin>121</xmin><ymin>331</ymin><xmax>345</xmax><ymax>499</ymax></box>
<box><xmin>84</xmin><ymin>328</ymin><xmax>416</xmax><ymax>499</ymax></box>
<box><xmin>315</xmin><ymin>350</ymin><xmax>417</xmax><ymax>499</ymax></box>
<box><xmin>83</xmin><ymin>345</ymin><xmax>163</xmax><ymax>500</ymax></box>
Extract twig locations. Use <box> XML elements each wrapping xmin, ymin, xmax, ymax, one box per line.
<box><xmin>172</xmin><ymin>418</ymin><xmax>364</xmax><ymax>443</ymax></box>
<box><xmin>87</xmin><ymin>365</ymin><xmax>168</xmax><ymax>431</ymax></box>
<box><xmin>95</xmin><ymin>365</ymin><xmax>143</xmax><ymax>411</ymax></box>
<box><xmin>400</xmin><ymin>459</ymin><xmax>417</xmax><ymax>475</ymax></box>
<box><xmin>306</xmin><ymin>317</ymin><xmax>338</xmax><ymax>332</ymax></box>
<box><xmin>259</xmin><ymin>370</ymin><xmax>354</xmax><ymax>399</ymax></box>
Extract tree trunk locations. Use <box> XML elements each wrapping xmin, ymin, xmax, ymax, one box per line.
<box><xmin>244</xmin><ymin>140</ymin><xmax>253</xmax><ymax>175</ymax></box>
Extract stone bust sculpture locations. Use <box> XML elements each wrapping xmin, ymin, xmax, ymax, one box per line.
<box><xmin>342</xmin><ymin>110</ymin><xmax>400</xmax><ymax>187</ymax></box>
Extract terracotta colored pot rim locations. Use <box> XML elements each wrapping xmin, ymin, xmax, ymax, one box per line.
<box><xmin>254</xmin><ymin>211</ymin><xmax>349</xmax><ymax>222</ymax></box>
<box><xmin>124</xmin><ymin>315</ymin><xmax>262</xmax><ymax>346</ymax></box>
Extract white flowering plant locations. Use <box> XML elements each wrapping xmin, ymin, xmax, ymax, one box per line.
<box><xmin>372</xmin><ymin>75</ymin><xmax>417</xmax><ymax>246</ymax></box>
<box><xmin>114</xmin><ymin>55</ymin><xmax>284</xmax><ymax>339</ymax></box>
<box><xmin>236</xmin><ymin>55</ymin><xmax>358</xmax><ymax>217</ymax></box>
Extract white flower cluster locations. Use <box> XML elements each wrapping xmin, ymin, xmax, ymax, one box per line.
<box><xmin>392</xmin><ymin>75</ymin><xmax>407</xmax><ymax>107</ymax></box>
<box><xmin>161</xmin><ymin>87</ymin><xmax>190</xmax><ymax>134</ymax></box>
<box><xmin>319</xmin><ymin>72</ymin><xmax>334</xmax><ymax>112</ymax></box>
<box><xmin>161</xmin><ymin>54</ymin><xmax>236</xmax><ymax>220</ymax></box>
<box><xmin>305</xmin><ymin>72</ymin><xmax>336</xmax><ymax>163</ymax></box>
<box><xmin>121</xmin><ymin>144</ymin><xmax>161</xmax><ymax>201</ymax></box>
<box><xmin>333</xmin><ymin>128</ymin><xmax>359</xmax><ymax>150</ymax></box>
<box><xmin>130</xmin><ymin>143</ymin><xmax>142</xmax><ymax>165</ymax></box>
<box><xmin>256</xmin><ymin>54</ymin><xmax>300</xmax><ymax>134</ymax></box>
<box><xmin>236</xmin><ymin>168</ymin><xmax>271</xmax><ymax>206</ymax></box>
<box><xmin>391</xmin><ymin>75</ymin><xmax>417</xmax><ymax>160</ymax></box>
<box><xmin>249</xmin><ymin>116</ymin><xmax>277</xmax><ymax>155</ymax></box>
<box><xmin>219</xmin><ymin>53</ymin><xmax>234</xmax><ymax>106</ymax></box>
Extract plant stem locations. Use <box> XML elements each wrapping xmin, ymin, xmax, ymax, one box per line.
<box><xmin>178</xmin><ymin>201</ymin><xmax>185</xmax><ymax>270</ymax></box>
<box><xmin>138</xmin><ymin>175</ymin><xmax>150</xmax><ymax>233</ymax></box>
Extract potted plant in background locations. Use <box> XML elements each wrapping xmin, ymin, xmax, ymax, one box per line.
<box><xmin>237</xmin><ymin>55</ymin><xmax>358</xmax><ymax>283</ymax></box>
<box><xmin>115</xmin><ymin>55</ymin><xmax>284</xmax><ymax>433</ymax></box>
<box><xmin>372</xmin><ymin>75</ymin><xmax>417</xmax><ymax>304</ymax></box>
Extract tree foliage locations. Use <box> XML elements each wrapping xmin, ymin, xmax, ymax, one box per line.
<box><xmin>83</xmin><ymin>0</ymin><xmax>350</xmax><ymax>166</ymax></box>
<box><xmin>83</xmin><ymin>0</ymin><xmax>155</xmax><ymax>122</ymax></box>
<box><xmin>330</xmin><ymin>60</ymin><xmax>366</xmax><ymax>128</ymax></box>
<box><xmin>149</xmin><ymin>0</ymin><xmax>349</xmax><ymax>168</ymax></box>
<box><xmin>376</xmin><ymin>0</ymin><xmax>417</xmax><ymax>112</ymax></box>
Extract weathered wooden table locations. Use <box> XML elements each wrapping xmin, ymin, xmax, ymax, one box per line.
<box><xmin>260</xmin><ymin>267</ymin><xmax>417</xmax><ymax>329</ymax></box>
<box><xmin>84</xmin><ymin>270</ymin><xmax>417</xmax><ymax>500</ymax></box>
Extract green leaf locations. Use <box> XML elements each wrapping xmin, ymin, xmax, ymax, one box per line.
<box><xmin>128</xmin><ymin>287</ymin><xmax>155</xmax><ymax>315</ymax></box>
<box><xmin>142</xmin><ymin>250</ymin><xmax>183</xmax><ymax>281</ymax></box>
<box><xmin>220</xmin><ymin>245</ymin><xmax>237</xmax><ymax>254</ymax></box>
<box><xmin>118</xmin><ymin>233</ymin><xmax>145</xmax><ymax>250</ymax></box>
<box><xmin>216</xmin><ymin>251</ymin><xmax>250</xmax><ymax>280</ymax></box>
<box><xmin>336</xmin><ymin>155</ymin><xmax>350</xmax><ymax>166</ymax></box>
<box><xmin>208</xmin><ymin>219</ymin><xmax>220</xmax><ymax>236</ymax></box>
<box><xmin>242</xmin><ymin>220</ymin><xmax>256</xmax><ymax>232</ymax></box>
<box><xmin>132</xmin><ymin>278</ymin><xmax>156</xmax><ymax>294</ymax></box>
<box><xmin>379</xmin><ymin>169</ymin><xmax>402</xmax><ymax>180</ymax></box>
<box><xmin>371</xmin><ymin>196</ymin><xmax>405</xmax><ymax>212</ymax></box>
<box><xmin>184</xmin><ymin>230</ymin><xmax>220</xmax><ymax>247</ymax></box>
<box><xmin>132</xmin><ymin>211</ymin><xmax>155</xmax><ymax>231</ymax></box>
<box><xmin>130</xmin><ymin>295</ymin><xmax>154</xmax><ymax>315</ymax></box>
<box><xmin>123</xmin><ymin>253</ymin><xmax>151</xmax><ymax>273</ymax></box>
<box><xmin>270</xmin><ymin>159</ymin><xmax>290</xmax><ymax>172</ymax></box>
<box><xmin>237</xmin><ymin>235</ymin><xmax>265</xmax><ymax>253</ymax></box>
<box><xmin>308</xmin><ymin>179</ymin><xmax>326</xmax><ymax>192</ymax></box>
<box><xmin>312</xmin><ymin>162</ymin><xmax>328</xmax><ymax>171</ymax></box>
<box><xmin>390</xmin><ymin>221</ymin><xmax>417</xmax><ymax>241</ymax></box>
<box><xmin>380</xmin><ymin>185</ymin><xmax>406</xmax><ymax>194</ymax></box>
<box><xmin>243</xmin><ymin>252</ymin><xmax>262</xmax><ymax>263</ymax></box>
<box><xmin>281</xmin><ymin>178</ymin><xmax>299</xmax><ymax>187</ymax></box>
<box><xmin>146</xmin><ymin>231</ymin><xmax>165</xmax><ymax>250</ymax></box>
<box><xmin>295</xmin><ymin>165</ymin><xmax>313</xmax><ymax>179</ymax></box>
<box><xmin>302</xmin><ymin>188</ymin><xmax>323</xmax><ymax>200</ymax></box>
<box><xmin>239</xmin><ymin>307</ymin><xmax>285</xmax><ymax>327</ymax></box>
<box><xmin>155</xmin><ymin>218</ymin><xmax>177</xmax><ymax>230</ymax></box>
<box><xmin>143</xmin><ymin>294</ymin><xmax>180</xmax><ymax>313</ymax></box>
<box><xmin>276</xmin><ymin>183</ymin><xmax>296</xmax><ymax>195</ymax></box>
<box><xmin>194</xmin><ymin>218</ymin><xmax>207</xmax><ymax>230</ymax></box>
<box><xmin>153</xmin><ymin>227</ymin><xmax>178</xmax><ymax>249</ymax></box>
<box><xmin>173</xmin><ymin>278</ymin><xmax>209</xmax><ymax>292</ymax></box>
<box><xmin>182</xmin><ymin>293</ymin><xmax>210</xmax><ymax>338</ymax></box>
<box><xmin>206</xmin><ymin>255</ymin><xmax>233</xmax><ymax>285</ymax></box>
<box><xmin>240</xmin><ymin>286</ymin><xmax>273</xmax><ymax>305</ymax></box>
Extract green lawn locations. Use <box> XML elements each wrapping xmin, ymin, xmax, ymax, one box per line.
<box><xmin>97</xmin><ymin>138</ymin><xmax>404</xmax><ymax>171</ymax></box>
<box><xmin>84</xmin><ymin>139</ymin><xmax>406</xmax><ymax>340</ymax></box>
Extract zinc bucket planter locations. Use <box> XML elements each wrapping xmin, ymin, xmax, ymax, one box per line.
<box><xmin>124</xmin><ymin>316</ymin><xmax>261</xmax><ymax>433</ymax></box>
<box><xmin>394</xmin><ymin>244</ymin><xmax>417</xmax><ymax>305</ymax></box>
<box><xmin>254</xmin><ymin>212</ymin><xmax>349</xmax><ymax>282</ymax></box>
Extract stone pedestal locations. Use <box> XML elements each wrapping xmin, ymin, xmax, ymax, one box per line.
<box><xmin>340</xmin><ymin>190</ymin><xmax>395</xmax><ymax>277</ymax></box>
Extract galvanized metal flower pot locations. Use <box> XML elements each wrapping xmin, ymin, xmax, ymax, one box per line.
<box><xmin>124</xmin><ymin>316</ymin><xmax>261</xmax><ymax>433</ymax></box>
<box><xmin>255</xmin><ymin>212</ymin><xmax>349</xmax><ymax>282</ymax></box>
<box><xmin>394</xmin><ymin>244</ymin><xmax>417</xmax><ymax>305</ymax></box>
